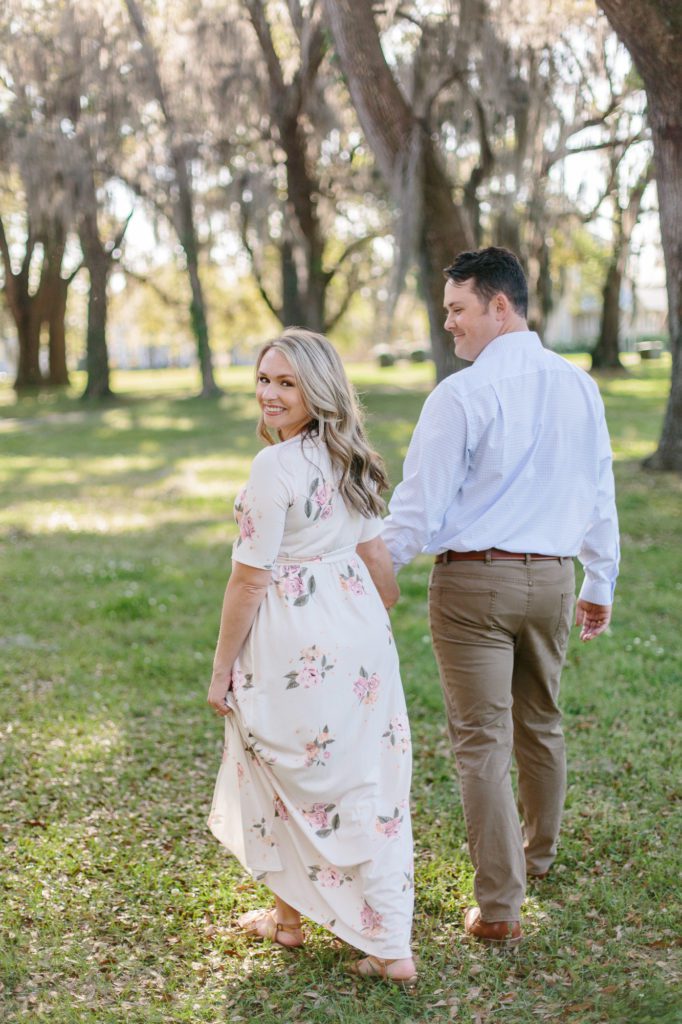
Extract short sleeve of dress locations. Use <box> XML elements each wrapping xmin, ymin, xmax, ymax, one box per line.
<box><xmin>232</xmin><ymin>448</ymin><xmax>292</xmax><ymax>570</ymax></box>
<box><xmin>358</xmin><ymin>514</ymin><xmax>384</xmax><ymax>543</ymax></box>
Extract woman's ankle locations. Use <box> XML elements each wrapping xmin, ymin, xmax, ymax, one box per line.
<box><xmin>274</xmin><ymin>897</ymin><xmax>301</xmax><ymax>927</ymax></box>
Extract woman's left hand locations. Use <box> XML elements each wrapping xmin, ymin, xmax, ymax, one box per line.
<box><xmin>207</xmin><ymin>672</ymin><xmax>233</xmax><ymax>716</ymax></box>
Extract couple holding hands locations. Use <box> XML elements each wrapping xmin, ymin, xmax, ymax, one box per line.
<box><xmin>206</xmin><ymin>247</ymin><xmax>619</xmax><ymax>988</ymax></box>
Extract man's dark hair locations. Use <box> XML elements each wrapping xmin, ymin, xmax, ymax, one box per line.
<box><xmin>444</xmin><ymin>247</ymin><xmax>528</xmax><ymax>317</ymax></box>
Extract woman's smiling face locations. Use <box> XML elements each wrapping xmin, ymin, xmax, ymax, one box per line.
<box><xmin>256</xmin><ymin>348</ymin><xmax>311</xmax><ymax>440</ymax></box>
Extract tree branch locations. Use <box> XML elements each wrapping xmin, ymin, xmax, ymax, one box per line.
<box><xmin>324</xmin><ymin>233</ymin><xmax>377</xmax><ymax>283</ymax></box>
<box><xmin>543</xmin><ymin>119</ymin><xmax>644</xmax><ymax>174</ymax></box>
<box><xmin>239</xmin><ymin>210</ymin><xmax>282</xmax><ymax>322</ymax></box>
<box><xmin>298</xmin><ymin>4</ymin><xmax>327</xmax><ymax>98</ymax></box>
<box><xmin>0</xmin><ymin>214</ymin><xmax>13</xmax><ymax>279</ymax></box>
<box><xmin>65</xmin><ymin>260</ymin><xmax>84</xmax><ymax>286</ymax></box>
<box><xmin>564</xmin><ymin>131</ymin><xmax>647</xmax><ymax>160</ymax></box>
<box><xmin>124</xmin><ymin>0</ymin><xmax>173</xmax><ymax>125</ymax></box>
<box><xmin>323</xmin><ymin>267</ymin><xmax>360</xmax><ymax>332</ymax></box>
<box><xmin>111</xmin><ymin>208</ymin><xmax>135</xmax><ymax>253</ymax></box>
<box><xmin>120</xmin><ymin>265</ymin><xmax>185</xmax><ymax>307</ymax></box>
<box><xmin>244</xmin><ymin>0</ymin><xmax>286</xmax><ymax>97</ymax></box>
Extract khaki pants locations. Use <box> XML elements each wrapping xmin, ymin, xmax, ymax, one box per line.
<box><xmin>428</xmin><ymin>557</ymin><xmax>575</xmax><ymax>922</ymax></box>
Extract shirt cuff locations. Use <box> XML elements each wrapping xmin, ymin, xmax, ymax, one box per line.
<box><xmin>578</xmin><ymin>577</ymin><xmax>615</xmax><ymax>606</ymax></box>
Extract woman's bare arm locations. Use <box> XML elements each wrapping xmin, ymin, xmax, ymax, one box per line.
<box><xmin>207</xmin><ymin>562</ymin><xmax>272</xmax><ymax>715</ymax></box>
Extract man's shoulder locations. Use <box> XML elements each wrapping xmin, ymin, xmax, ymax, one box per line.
<box><xmin>418</xmin><ymin>369</ymin><xmax>478</xmax><ymax>423</ymax></box>
<box><xmin>434</xmin><ymin>358</ymin><xmax>517</xmax><ymax>411</ymax></box>
<box><xmin>436</xmin><ymin>362</ymin><xmax>488</xmax><ymax>399</ymax></box>
<box><xmin>539</xmin><ymin>349</ymin><xmax>601</xmax><ymax>394</ymax></box>
<box><xmin>425</xmin><ymin>346</ymin><xmax>600</xmax><ymax>407</ymax></box>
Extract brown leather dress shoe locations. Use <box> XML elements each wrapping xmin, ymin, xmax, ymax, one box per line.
<box><xmin>464</xmin><ymin>907</ymin><xmax>522</xmax><ymax>946</ymax></box>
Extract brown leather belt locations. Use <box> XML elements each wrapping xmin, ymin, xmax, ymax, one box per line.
<box><xmin>435</xmin><ymin>548</ymin><xmax>565</xmax><ymax>564</ymax></box>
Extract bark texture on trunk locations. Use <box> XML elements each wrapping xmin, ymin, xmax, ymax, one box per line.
<box><xmin>599</xmin><ymin>1</ymin><xmax>682</xmax><ymax>468</ymax></box>
<box><xmin>0</xmin><ymin>219</ymin><xmax>44</xmax><ymax>389</ymax></box>
<box><xmin>244</xmin><ymin>0</ymin><xmax>328</xmax><ymax>334</ymax></box>
<box><xmin>592</xmin><ymin>262</ymin><xmax>624</xmax><ymax>370</ymax></box>
<box><xmin>14</xmin><ymin>307</ymin><xmax>43</xmax><ymax>389</ymax></box>
<box><xmin>323</xmin><ymin>0</ymin><xmax>472</xmax><ymax>380</ymax></box>
<box><xmin>592</xmin><ymin>160</ymin><xmax>651</xmax><ymax>372</ymax></box>
<box><xmin>79</xmin><ymin>214</ymin><xmax>112</xmax><ymax>399</ymax></box>
<box><xmin>125</xmin><ymin>0</ymin><xmax>221</xmax><ymax>397</ymax></box>
<box><xmin>280</xmin><ymin>239</ymin><xmax>305</xmax><ymax>326</ymax></box>
<box><xmin>174</xmin><ymin>155</ymin><xmax>221</xmax><ymax>396</ymax></box>
<box><xmin>43</xmin><ymin>230</ymin><xmax>70</xmax><ymax>387</ymax></box>
<box><xmin>47</xmin><ymin>281</ymin><xmax>70</xmax><ymax>387</ymax></box>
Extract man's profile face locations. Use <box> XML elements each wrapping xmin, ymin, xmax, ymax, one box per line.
<box><xmin>443</xmin><ymin>278</ymin><xmax>500</xmax><ymax>362</ymax></box>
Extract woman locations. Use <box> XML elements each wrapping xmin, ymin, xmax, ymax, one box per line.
<box><xmin>207</xmin><ymin>328</ymin><xmax>416</xmax><ymax>986</ymax></box>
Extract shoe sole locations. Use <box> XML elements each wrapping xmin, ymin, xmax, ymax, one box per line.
<box><xmin>467</xmin><ymin>934</ymin><xmax>522</xmax><ymax>948</ymax></box>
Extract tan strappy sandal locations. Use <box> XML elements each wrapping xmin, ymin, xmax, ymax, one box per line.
<box><xmin>236</xmin><ymin>908</ymin><xmax>304</xmax><ymax>948</ymax></box>
<box><xmin>349</xmin><ymin>954</ymin><xmax>418</xmax><ymax>990</ymax></box>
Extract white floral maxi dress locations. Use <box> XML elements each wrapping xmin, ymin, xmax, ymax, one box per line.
<box><xmin>208</xmin><ymin>434</ymin><xmax>414</xmax><ymax>958</ymax></box>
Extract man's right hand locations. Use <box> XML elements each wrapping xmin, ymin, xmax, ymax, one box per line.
<box><xmin>575</xmin><ymin>599</ymin><xmax>612</xmax><ymax>642</ymax></box>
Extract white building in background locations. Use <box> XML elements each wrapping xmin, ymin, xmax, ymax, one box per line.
<box><xmin>105</xmin><ymin>323</ymin><xmax>196</xmax><ymax>370</ymax></box>
<box><xmin>545</xmin><ymin>251</ymin><xmax>668</xmax><ymax>352</ymax></box>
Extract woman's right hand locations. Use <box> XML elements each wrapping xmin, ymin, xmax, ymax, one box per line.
<box><xmin>207</xmin><ymin>671</ymin><xmax>233</xmax><ymax>717</ymax></box>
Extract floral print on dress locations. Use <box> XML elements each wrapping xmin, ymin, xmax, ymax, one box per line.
<box><xmin>339</xmin><ymin>560</ymin><xmax>367</xmax><ymax>596</ymax></box>
<box><xmin>251</xmin><ymin>817</ymin><xmax>276</xmax><ymax>848</ymax></box>
<box><xmin>244</xmin><ymin>731</ymin><xmax>277</xmax><ymax>766</ymax></box>
<box><xmin>382</xmin><ymin>712</ymin><xmax>410</xmax><ymax>753</ymax></box>
<box><xmin>233</xmin><ymin>487</ymin><xmax>256</xmax><ymax>548</ymax></box>
<box><xmin>308</xmin><ymin>864</ymin><xmax>353</xmax><ymax>887</ymax></box>
<box><xmin>375</xmin><ymin>806</ymin><xmax>403</xmax><ymax>838</ymax></box>
<box><xmin>208</xmin><ymin>438</ymin><xmax>413</xmax><ymax>960</ymax></box>
<box><xmin>304</xmin><ymin>477</ymin><xmax>334</xmax><ymax>521</ymax></box>
<box><xmin>273</xmin><ymin>564</ymin><xmax>317</xmax><ymax>606</ymax></box>
<box><xmin>303</xmin><ymin>725</ymin><xmax>335</xmax><ymax>767</ymax></box>
<box><xmin>232</xmin><ymin>666</ymin><xmax>253</xmax><ymax>693</ymax></box>
<box><xmin>273</xmin><ymin>795</ymin><xmax>289</xmax><ymax>821</ymax></box>
<box><xmin>301</xmin><ymin>802</ymin><xmax>340</xmax><ymax>837</ymax></box>
<box><xmin>284</xmin><ymin>645</ymin><xmax>334</xmax><ymax>689</ymax></box>
<box><xmin>353</xmin><ymin>667</ymin><xmax>381</xmax><ymax>706</ymax></box>
<box><xmin>360</xmin><ymin>900</ymin><xmax>385</xmax><ymax>938</ymax></box>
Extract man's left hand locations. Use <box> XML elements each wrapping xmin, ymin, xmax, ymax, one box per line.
<box><xmin>575</xmin><ymin>599</ymin><xmax>612</xmax><ymax>642</ymax></box>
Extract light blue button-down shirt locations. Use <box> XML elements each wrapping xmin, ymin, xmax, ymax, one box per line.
<box><xmin>382</xmin><ymin>331</ymin><xmax>620</xmax><ymax>605</ymax></box>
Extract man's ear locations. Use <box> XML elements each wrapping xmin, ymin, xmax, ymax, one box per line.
<box><xmin>492</xmin><ymin>291</ymin><xmax>510</xmax><ymax>320</ymax></box>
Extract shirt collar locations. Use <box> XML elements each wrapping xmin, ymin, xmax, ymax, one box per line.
<box><xmin>474</xmin><ymin>331</ymin><xmax>542</xmax><ymax>365</ymax></box>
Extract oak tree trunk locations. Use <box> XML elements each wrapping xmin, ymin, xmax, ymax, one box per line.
<box><xmin>323</xmin><ymin>0</ymin><xmax>472</xmax><ymax>380</ymax></box>
<box><xmin>280</xmin><ymin>239</ymin><xmax>306</xmax><ymax>327</ymax></box>
<box><xmin>599</xmin><ymin>0</ymin><xmax>682</xmax><ymax>469</ymax></box>
<box><xmin>244</xmin><ymin>1</ymin><xmax>329</xmax><ymax>335</ymax></box>
<box><xmin>14</xmin><ymin>299</ymin><xmax>43</xmax><ymax>390</ymax></box>
<box><xmin>124</xmin><ymin>0</ymin><xmax>221</xmax><ymax>397</ymax></box>
<box><xmin>79</xmin><ymin>217</ymin><xmax>112</xmax><ymax>399</ymax></box>
<box><xmin>592</xmin><ymin>261</ymin><xmax>625</xmax><ymax>371</ymax></box>
<box><xmin>47</xmin><ymin>279</ymin><xmax>70</xmax><ymax>387</ymax></box>
<box><xmin>0</xmin><ymin>219</ymin><xmax>45</xmax><ymax>390</ymax></box>
<box><xmin>43</xmin><ymin>232</ymin><xmax>70</xmax><ymax>387</ymax></box>
<box><xmin>176</xmin><ymin>168</ymin><xmax>221</xmax><ymax>397</ymax></box>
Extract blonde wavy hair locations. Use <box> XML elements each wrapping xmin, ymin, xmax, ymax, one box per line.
<box><xmin>255</xmin><ymin>328</ymin><xmax>389</xmax><ymax>517</ymax></box>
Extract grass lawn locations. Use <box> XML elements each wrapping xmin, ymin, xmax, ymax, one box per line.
<box><xmin>0</xmin><ymin>357</ymin><xmax>680</xmax><ymax>1023</ymax></box>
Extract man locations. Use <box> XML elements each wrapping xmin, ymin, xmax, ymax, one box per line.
<box><xmin>382</xmin><ymin>247</ymin><xmax>619</xmax><ymax>946</ymax></box>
